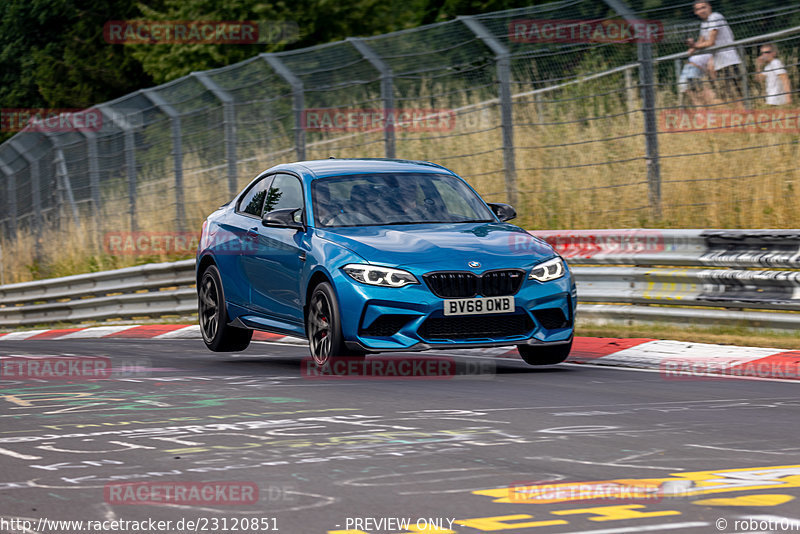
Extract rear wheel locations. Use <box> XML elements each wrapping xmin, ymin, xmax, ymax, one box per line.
<box><xmin>199</xmin><ymin>265</ymin><xmax>252</xmax><ymax>352</ymax></box>
<box><xmin>306</xmin><ymin>282</ymin><xmax>364</xmax><ymax>366</ymax></box>
<box><xmin>517</xmin><ymin>340</ymin><xmax>572</xmax><ymax>365</ymax></box>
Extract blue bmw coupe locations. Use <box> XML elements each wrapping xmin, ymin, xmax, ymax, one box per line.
<box><xmin>196</xmin><ymin>159</ymin><xmax>576</xmax><ymax>366</ymax></box>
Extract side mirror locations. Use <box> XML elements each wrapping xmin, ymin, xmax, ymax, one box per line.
<box><xmin>488</xmin><ymin>202</ymin><xmax>516</xmax><ymax>222</ymax></box>
<box><xmin>262</xmin><ymin>208</ymin><xmax>305</xmax><ymax>230</ymax></box>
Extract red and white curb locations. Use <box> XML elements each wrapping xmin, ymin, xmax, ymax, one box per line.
<box><xmin>1</xmin><ymin>326</ymin><xmax>799</xmax><ymax>380</ymax></box>
<box><xmin>570</xmin><ymin>337</ymin><xmax>800</xmax><ymax>381</ymax></box>
<box><xmin>0</xmin><ymin>324</ymin><xmax>305</xmax><ymax>344</ymax></box>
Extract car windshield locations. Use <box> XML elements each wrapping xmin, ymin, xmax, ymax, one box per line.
<box><xmin>312</xmin><ymin>173</ymin><xmax>495</xmax><ymax>227</ymax></box>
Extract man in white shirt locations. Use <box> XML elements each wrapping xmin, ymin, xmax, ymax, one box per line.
<box><xmin>687</xmin><ymin>1</ymin><xmax>742</xmax><ymax>103</ymax></box>
<box><xmin>755</xmin><ymin>44</ymin><xmax>792</xmax><ymax>106</ymax></box>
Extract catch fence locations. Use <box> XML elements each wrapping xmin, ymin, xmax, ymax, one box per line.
<box><xmin>1</xmin><ymin>0</ymin><xmax>800</xmax><ymax>283</ymax></box>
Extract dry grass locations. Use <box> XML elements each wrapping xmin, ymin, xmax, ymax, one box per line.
<box><xmin>2</xmin><ymin>78</ymin><xmax>799</xmax><ymax>284</ymax></box>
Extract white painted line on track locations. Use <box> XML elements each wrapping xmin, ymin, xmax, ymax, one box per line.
<box><xmin>564</xmin><ymin>362</ymin><xmax>800</xmax><ymax>384</ymax></box>
<box><xmin>56</xmin><ymin>325</ymin><xmax>139</xmax><ymax>339</ymax></box>
<box><xmin>564</xmin><ymin>522</ymin><xmax>709</xmax><ymax>534</ymax></box>
<box><xmin>0</xmin><ymin>447</ymin><xmax>42</xmax><ymax>460</ymax></box>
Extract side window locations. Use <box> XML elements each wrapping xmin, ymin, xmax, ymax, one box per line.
<box><xmin>265</xmin><ymin>174</ymin><xmax>304</xmax><ymax>221</ymax></box>
<box><xmin>237</xmin><ymin>176</ymin><xmax>273</xmax><ymax>216</ymax></box>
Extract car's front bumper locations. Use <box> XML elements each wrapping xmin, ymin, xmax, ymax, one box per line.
<box><xmin>333</xmin><ymin>270</ymin><xmax>576</xmax><ymax>354</ymax></box>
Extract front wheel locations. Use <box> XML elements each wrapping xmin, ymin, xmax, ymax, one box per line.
<box><xmin>198</xmin><ymin>265</ymin><xmax>252</xmax><ymax>352</ymax></box>
<box><xmin>517</xmin><ymin>340</ymin><xmax>572</xmax><ymax>365</ymax></box>
<box><xmin>306</xmin><ymin>282</ymin><xmax>363</xmax><ymax>366</ymax></box>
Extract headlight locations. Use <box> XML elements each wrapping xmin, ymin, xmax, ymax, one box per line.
<box><xmin>529</xmin><ymin>257</ymin><xmax>565</xmax><ymax>282</ymax></box>
<box><xmin>342</xmin><ymin>264</ymin><xmax>418</xmax><ymax>287</ymax></box>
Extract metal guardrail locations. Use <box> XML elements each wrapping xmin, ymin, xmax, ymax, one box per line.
<box><xmin>0</xmin><ymin>260</ymin><xmax>196</xmax><ymax>327</ymax></box>
<box><xmin>1</xmin><ymin>229</ymin><xmax>799</xmax><ymax>330</ymax></box>
<box><xmin>531</xmin><ymin>229</ymin><xmax>800</xmax><ymax>330</ymax></box>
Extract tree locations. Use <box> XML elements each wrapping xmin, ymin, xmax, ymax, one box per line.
<box><xmin>0</xmin><ymin>0</ymin><xmax>151</xmax><ymax>142</ymax></box>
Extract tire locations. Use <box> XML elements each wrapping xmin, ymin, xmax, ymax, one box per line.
<box><xmin>517</xmin><ymin>340</ymin><xmax>572</xmax><ymax>366</ymax></box>
<box><xmin>198</xmin><ymin>264</ymin><xmax>253</xmax><ymax>352</ymax></box>
<box><xmin>306</xmin><ymin>282</ymin><xmax>364</xmax><ymax>366</ymax></box>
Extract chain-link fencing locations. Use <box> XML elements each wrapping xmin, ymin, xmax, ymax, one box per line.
<box><xmin>1</xmin><ymin>0</ymin><xmax>799</xmax><ymax>282</ymax></box>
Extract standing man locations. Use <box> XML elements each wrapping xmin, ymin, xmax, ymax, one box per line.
<box><xmin>687</xmin><ymin>1</ymin><xmax>742</xmax><ymax>103</ymax></box>
<box><xmin>755</xmin><ymin>44</ymin><xmax>792</xmax><ymax>106</ymax></box>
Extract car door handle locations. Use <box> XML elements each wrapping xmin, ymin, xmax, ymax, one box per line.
<box><xmin>246</xmin><ymin>227</ymin><xmax>259</xmax><ymax>239</ymax></box>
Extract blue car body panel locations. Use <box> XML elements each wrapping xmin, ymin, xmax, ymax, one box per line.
<box><xmin>197</xmin><ymin>159</ymin><xmax>576</xmax><ymax>353</ymax></box>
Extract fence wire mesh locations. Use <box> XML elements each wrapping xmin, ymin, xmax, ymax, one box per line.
<box><xmin>1</xmin><ymin>0</ymin><xmax>800</xmax><ymax>282</ymax></box>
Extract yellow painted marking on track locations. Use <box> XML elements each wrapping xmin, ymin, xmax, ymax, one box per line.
<box><xmin>405</xmin><ymin>525</ymin><xmax>456</xmax><ymax>533</ymax></box>
<box><xmin>692</xmin><ymin>494</ymin><xmax>795</xmax><ymax>506</ymax></box>
<box><xmin>328</xmin><ymin>526</ymin><xmax>456</xmax><ymax>533</ymax></box>
<box><xmin>550</xmin><ymin>504</ymin><xmax>681</xmax><ymax>522</ymax></box>
<box><xmin>473</xmin><ymin>464</ymin><xmax>800</xmax><ymax>503</ymax></box>
<box><xmin>0</xmin><ymin>395</ymin><xmax>33</xmax><ymax>407</ymax></box>
<box><xmin>454</xmin><ymin>514</ymin><xmax>567</xmax><ymax>530</ymax></box>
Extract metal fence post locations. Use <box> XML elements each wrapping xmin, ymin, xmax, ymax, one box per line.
<box><xmin>142</xmin><ymin>89</ymin><xmax>186</xmax><ymax>231</ymax></box>
<box><xmin>261</xmin><ymin>53</ymin><xmax>306</xmax><ymax>161</ymax></box>
<box><xmin>97</xmin><ymin>105</ymin><xmax>138</xmax><ymax>231</ymax></box>
<box><xmin>0</xmin><ymin>158</ymin><xmax>16</xmax><ymax>240</ymax></box>
<box><xmin>349</xmin><ymin>37</ymin><xmax>396</xmax><ymax>159</ymax></box>
<box><xmin>738</xmin><ymin>45</ymin><xmax>750</xmax><ymax>109</ymax></box>
<box><xmin>53</xmin><ymin>149</ymin><xmax>81</xmax><ymax>229</ymax></box>
<box><xmin>459</xmin><ymin>15</ymin><xmax>518</xmax><ymax>206</ymax></box>
<box><xmin>81</xmin><ymin>132</ymin><xmax>102</xmax><ymax>218</ymax></box>
<box><xmin>75</xmin><ymin>130</ymin><xmax>104</xmax><ymax>253</ymax></box>
<box><xmin>8</xmin><ymin>140</ymin><xmax>43</xmax><ymax>260</ymax></box>
<box><xmin>603</xmin><ymin>0</ymin><xmax>661</xmax><ymax>219</ymax></box>
<box><xmin>41</xmin><ymin>130</ymin><xmax>81</xmax><ymax>230</ymax></box>
<box><xmin>638</xmin><ymin>42</ymin><xmax>661</xmax><ymax>218</ymax></box>
<box><xmin>192</xmin><ymin>72</ymin><xmax>239</xmax><ymax>197</ymax></box>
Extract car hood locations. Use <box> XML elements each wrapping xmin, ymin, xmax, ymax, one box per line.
<box><xmin>315</xmin><ymin>222</ymin><xmax>555</xmax><ymax>269</ymax></box>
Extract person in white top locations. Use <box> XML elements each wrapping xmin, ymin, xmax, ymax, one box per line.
<box><xmin>679</xmin><ymin>53</ymin><xmax>719</xmax><ymax>106</ymax></box>
<box><xmin>686</xmin><ymin>1</ymin><xmax>742</xmax><ymax>103</ymax></box>
<box><xmin>755</xmin><ymin>44</ymin><xmax>792</xmax><ymax>106</ymax></box>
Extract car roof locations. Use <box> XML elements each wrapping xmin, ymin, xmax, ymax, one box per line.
<box><xmin>273</xmin><ymin>158</ymin><xmax>455</xmax><ymax>179</ymax></box>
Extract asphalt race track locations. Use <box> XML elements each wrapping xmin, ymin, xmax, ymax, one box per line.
<box><xmin>1</xmin><ymin>338</ymin><xmax>799</xmax><ymax>534</ymax></box>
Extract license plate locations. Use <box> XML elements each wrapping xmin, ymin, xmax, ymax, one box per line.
<box><xmin>443</xmin><ymin>296</ymin><xmax>514</xmax><ymax>316</ymax></box>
